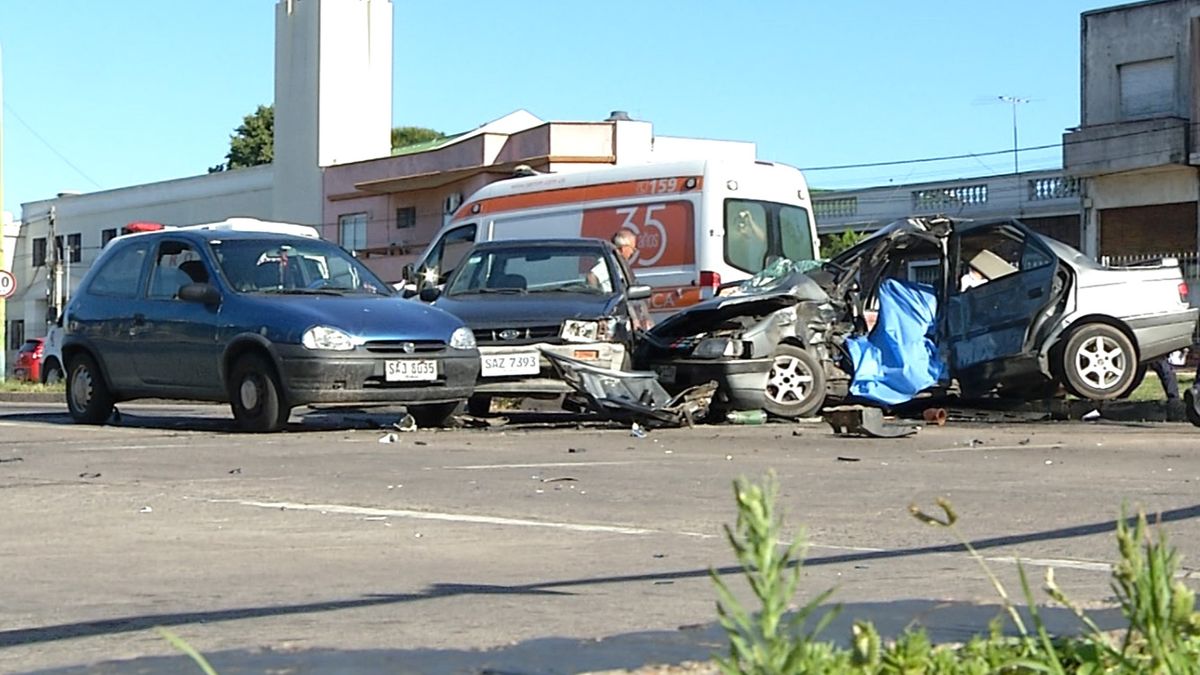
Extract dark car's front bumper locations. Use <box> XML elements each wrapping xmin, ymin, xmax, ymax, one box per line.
<box><xmin>651</xmin><ymin>356</ymin><xmax>772</xmax><ymax>410</ymax></box>
<box><xmin>274</xmin><ymin>346</ymin><xmax>480</xmax><ymax>406</ymax></box>
<box><xmin>472</xmin><ymin>342</ymin><xmax>627</xmax><ymax>397</ymax></box>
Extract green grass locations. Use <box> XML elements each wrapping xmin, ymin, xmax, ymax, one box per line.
<box><xmin>0</xmin><ymin>380</ymin><xmax>64</xmax><ymax>393</ymax></box>
<box><xmin>711</xmin><ymin>476</ymin><xmax>1200</xmax><ymax>673</ymax></box>
<box><xmin>1125</xmin><ymin>372</ymin><xmax>1195</xmax><ymax>402</ymax></box>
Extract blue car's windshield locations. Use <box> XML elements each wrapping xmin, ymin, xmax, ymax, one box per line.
<box><xmin>210</xmin><ymin>238</ymin><xmax>392</xmax><ymax>296</ymax></box>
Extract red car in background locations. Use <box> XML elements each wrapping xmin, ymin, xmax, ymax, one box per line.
<box><xmin>13</xmin><ymin>338</ymin><xmax>45</xmax><ymax>383</ymax></box>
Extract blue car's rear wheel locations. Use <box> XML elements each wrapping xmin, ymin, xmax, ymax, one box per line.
<box><xmin>66</xmin><ymin>353</ymin><xmax>114</xmax><ymax>424</ymax></box>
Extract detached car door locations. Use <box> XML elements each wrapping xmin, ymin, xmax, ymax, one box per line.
<box><xmin>945</xmin><ymin>221</ymin><xmax>1059</xmax><ymax>382</ymax></box>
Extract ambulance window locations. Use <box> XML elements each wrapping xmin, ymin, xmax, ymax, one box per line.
<box><xmin>725</xmin><ymin>200</ymin><xmax>769</xmax><ymax>273</ymax></box>
<box><xmin>780</xmin><ymin>206</ymin><xmax>816</xmax><ymax>262</ymax></box>
<box><xmin>435</xmin><ymin>224</ymin><xmax>477</xmax><ymax>283</ymax></box>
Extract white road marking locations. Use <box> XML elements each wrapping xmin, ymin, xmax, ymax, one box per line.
<box><xmin>920</xmin><ymin>443</ymin><xmax>1063</xmax><ymax>454</ymax></box>
<box><xmin>444</xmin><ymin>461</ymin><xmax>643</xmax><ymax>470</ymax></box>
<box><xmin>216</xmin><ymin>499</ymin><xmax>654</xmax><ymax>534</ymax></box>
<box><xmin>215</xmin><ymin>499</ymin><xmax>1117</xmax><ymax>574</ymax></box>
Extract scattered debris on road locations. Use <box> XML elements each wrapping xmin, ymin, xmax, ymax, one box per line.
<box><xmin>921</xmin><ymin>407</ymin><xmax>948</xmax><ymax>426</ymax></box>
<box><xmin>393</xmin><ymin>414</ymin><xmax>418</xmax><ymax>432</ymax></box>
<box><xmin>823</xmin><ymin>405</ymin><xmax>919</xmax><ymax>438</ymax></box>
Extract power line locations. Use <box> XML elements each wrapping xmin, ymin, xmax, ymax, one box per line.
<box><xmin>801</xmin><ymin>142</ymin><xmax>1061</xmax><ymax>172</ymax></box>
<box><xmin>3</xmin><ymin>101</ymin><xmax>103</xmax><ymax>190</ymax></box>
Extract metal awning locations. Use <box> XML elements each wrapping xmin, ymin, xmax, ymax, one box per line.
<box><xmin>351</xmin><ymin>160</ymin><xmax>533</xmax><ymax>195</ymax></box>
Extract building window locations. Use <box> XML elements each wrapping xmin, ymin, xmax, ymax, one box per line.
<box><xmin>338</xmin><ymin>213</ymin><xmax>368</xmax><ymax>252</ymax></box>
<box><xmin>396</xmin><ymin>206</ymin><xmax>417</xmax><ymax>229</ymax></box>
<box><xmin>8</xmin><ymin>320</ymin><xmax>24</xmax><ymax>351</ymax></box>
<box><xmin>32</xmin><ymin>238</ymin><xmax>47</xmax><ymax>267</ymax></box>
<box><xmin>101</xmin><ymin>228</ymin><xmax>117</xmax><ymax>246</ymax></box>
<box><xmin>1119</xmin><ymin>57</ymin><xmax>1175</xmax><ymax>119</ymax></box>
<box><xmin>67</xmin><ymin>234</ymin><xmax>82</xmax><ymax>263</ymax></box>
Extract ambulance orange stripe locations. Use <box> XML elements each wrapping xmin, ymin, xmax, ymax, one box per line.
<box><xmin>453</xmin><ymin>176</ymin><xmax>704</xmax><ymax>220</ymax></box>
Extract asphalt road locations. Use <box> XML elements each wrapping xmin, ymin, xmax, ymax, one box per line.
<box><xmin>1</xmin><ymin>400</ymin><xmax>1198</xmax><ymax>674</ymax></box>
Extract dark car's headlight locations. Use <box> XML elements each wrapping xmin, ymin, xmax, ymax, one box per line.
<box><xmin>302</xmin><ymin>326</ymin><xmax>358</xmax><ymax>351</ymax></box>
<box><xmin>560</xmin><ymin>318</ymin><xmax>618</xmax><ymax>343</ymax></box>
<box><xmin>450</xmin><ymin>326</ymin><xmax>477</xmax><ymax>350</ymax></box>
<box><xmin>692</xmin><ymin>337</ymin><xmax>746</xmax><ymax>359</ymax></box>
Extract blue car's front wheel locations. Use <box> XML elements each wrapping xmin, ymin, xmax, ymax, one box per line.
<box><xmin>228</xmin><ymin>353</ymin><xmax>291</xmax><ymax>432</ymax></box>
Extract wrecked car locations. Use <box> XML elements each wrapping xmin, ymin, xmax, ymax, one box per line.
<box><xmin>636</xmin><ymin>216</ymin><xmax>1199</xmax><ymax>416</ymax></box>
<box><xmin>422</xmin><ymin>238</ymin><xmax>652</xmax><ymax>415</ymax></box>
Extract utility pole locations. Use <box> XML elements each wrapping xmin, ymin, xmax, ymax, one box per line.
<box><xmin>998</xmin><ymin>95</ymin><xmax>1030</xmax><ymax>175</ymax></box>
<box><xmin>47</xmin><ymin>205</ymin><xmax>60</xmax><ymax>327</ymax></box>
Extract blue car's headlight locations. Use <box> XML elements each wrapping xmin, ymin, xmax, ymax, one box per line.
<box><xmin>302</xmin><ymin>326</ymin><xmax>357</xmax><ymax>351</ymax></box>
<box><xmin>450</xmin><ymin>326</ymin><xmax>477</xmax><ymax>350</ymax></box>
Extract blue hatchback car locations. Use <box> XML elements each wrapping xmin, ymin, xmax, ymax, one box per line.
<box><xmin>62</xmin><ymin>220</ymin><xmax>480</xmax><ymax>431</ymax></box>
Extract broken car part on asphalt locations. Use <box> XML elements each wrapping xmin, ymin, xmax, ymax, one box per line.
<box><xmin>823</xmin><ymin>405</ymin><xmax>920</xmax><ymax>438</ymax></box>
<box><xmin>543</xmin><ymin>351</ymin><xmax>717</xmax><ymax>428</ymax></box>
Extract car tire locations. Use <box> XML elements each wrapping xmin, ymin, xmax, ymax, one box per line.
<box><xmin>1061</xmin><ymin>323</ymin><xmax>1137</xmax><ymax>401</ymax></box>
<box><xmin>407</xmin><ymin>401</ymin><xmax>461</xmax><ymax>428</ymax></box>
<box><xmin>1116</xmin><ymin>364</ymin><xmax>1148</xmax><ymax>400</ymax></box>
<box><xmin>762</xmin><ymin>344</ymin><xmax>826</xmax><ymax>419</ymax></box>
<box><xmin>66</xmin><ymin>353</ymin><xmax>115</xmax><ymax>424</ymax></box>
<box><xmin>1185</xmin><ymin>387</ymin><xmax>1200</xmax><ymax>427</ymax></box>
<box><xmin>228</xmin><ymin>354</ymin><xmax>290</xmax><ymax>432</ymax></box>
<box><xmin>42</xmin><ymin>359</ymin><xmax>64</xmax><ymax>385</ymax></box>
<box><xmin>467</xmin><ymin>395</ymin><xmax>492</xmax><ymax>417</ymax></box>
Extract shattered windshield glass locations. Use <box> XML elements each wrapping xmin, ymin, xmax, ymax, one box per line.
<box><xmin>728</xmin><ymin>257</ymin><xmax>826</xmax><ymax>296</ymax></box>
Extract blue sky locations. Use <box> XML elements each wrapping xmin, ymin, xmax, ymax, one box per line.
<box><xmin>1</xmin><ymin>0</ymin><xmax>1104</xmax><ymax>216</ymax></box>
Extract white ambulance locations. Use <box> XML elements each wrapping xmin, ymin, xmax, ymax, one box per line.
<box><xmin>405</xmin><ymin>158</ymin><xmax>819</xmax><ymax>318</ymax></box>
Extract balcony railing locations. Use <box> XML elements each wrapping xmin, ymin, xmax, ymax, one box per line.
<box><xmin>1028</xmin><ymin>176</ymin><xmax>1080</xmax><ymax>201</ymax></box>
<box><xmin>911</xmin><ymin>184</ymin><xmax>988</xmax><ymax>211</ymax></box>
<box><xmin>813</xmin><ymin>196</ymin><xmax>857</xmax><ymax>218</ymax></box>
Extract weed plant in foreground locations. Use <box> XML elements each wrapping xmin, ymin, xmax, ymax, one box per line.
<box><xmin>710</xmin><ymin>475</ymin><xmax>1200</xmax><ymax>674</ymax></box>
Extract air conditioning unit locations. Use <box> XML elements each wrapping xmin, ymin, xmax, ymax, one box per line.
<box><xmin>444</xmin><ymin>192</ymin><xmax>463</xmax><ymax>215</ymax></box>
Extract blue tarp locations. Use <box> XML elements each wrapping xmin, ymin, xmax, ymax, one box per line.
<box><xmin>845</xmin><ymin>277</ymin><xmax>947</xmax><ymax>405</ymax></box>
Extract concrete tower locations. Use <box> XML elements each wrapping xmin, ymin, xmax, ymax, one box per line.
<box><xmin>273</xmin><ymin>0</ymin><xmax>392</xmax><ymax>226</ymax></box>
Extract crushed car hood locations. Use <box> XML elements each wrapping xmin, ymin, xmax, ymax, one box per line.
<box><xmin>648</xmin><ymin>267</ymin><xmax>829</xmax><ymax>339</ymax></box>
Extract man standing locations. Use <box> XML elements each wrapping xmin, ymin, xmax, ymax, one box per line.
<box><xmin>588</xmin><ymin>228</ymin><xmax>638</xmax><ymax>289</ymax></box>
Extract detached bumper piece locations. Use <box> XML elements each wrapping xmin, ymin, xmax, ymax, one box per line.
<box><xmin>543</xmin><ymin>351</ymin><xmax>717</xmax><ymax>428</ymax></box>
<box><xmin>822</xmin><ymin>405</ymin><xmax>919</xmax><ymax>438</ymax></box>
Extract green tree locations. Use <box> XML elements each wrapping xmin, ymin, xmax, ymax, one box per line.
<box><xmin>212</xmin><ymin>104</ymin><xmax>275</xmax><ymax>173</ymax></box>
<box><xmin>820</xmin><ymin>229</ymin><xmax>866</xmax><ymax>258</ymax></box>
<box><xmin>391</xmin><ymin>126</ymin><xmax>445</xmax><ymax>150</ymax></box>
<box><xmin>209</xmin><ymin>106</ymin><xmax>444</xmax><ymax>172</ymax></box>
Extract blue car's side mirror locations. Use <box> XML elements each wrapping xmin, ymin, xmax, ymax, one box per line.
<box><xmin>179</xmin><ymin>282</ymin><xmax>222</xmax><ymax>306</ymax></box>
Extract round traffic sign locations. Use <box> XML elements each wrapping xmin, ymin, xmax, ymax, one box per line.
<box><xmin>0</xmin><ymin>270</ymin><xmax>16</xmax><ymax>299</ymax></box>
